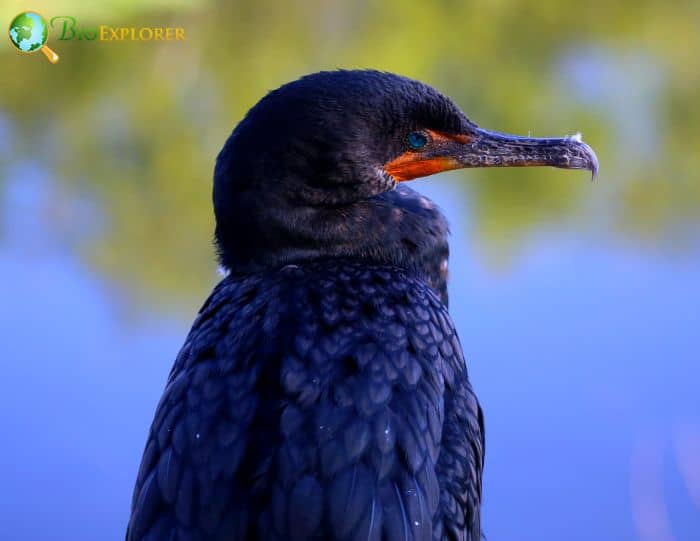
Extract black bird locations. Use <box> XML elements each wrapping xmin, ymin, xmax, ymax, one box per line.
<box><xmin>126</xmin><ymin>70</ymin><xmax>597</xmax><ymax>541</ymax></box>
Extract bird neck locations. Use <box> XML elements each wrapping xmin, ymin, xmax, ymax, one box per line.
<box><xmin>215</xmin><ymin>186</ymin><xmax>450</xmax><ymax>305</ymax></box>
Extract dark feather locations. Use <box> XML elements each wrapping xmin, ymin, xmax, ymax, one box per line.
<box><xmin>127</xmin><ymin>261</ymin><xmax>482</xmax><ymax>540</ymax></box>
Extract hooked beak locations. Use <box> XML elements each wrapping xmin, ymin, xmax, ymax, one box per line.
<box><xmin>384</xmin><ymin>126</ymin><xmax>599</xmax><ymax>181</ymax></box>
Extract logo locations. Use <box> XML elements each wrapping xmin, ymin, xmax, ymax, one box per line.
<box><xmin>8</xmin><ymin>11</ymin><xmax>59</xmax><ymax>63</ymax></box>
<box><xmin>8</xmin><ymin>11</ymin><xmax>186</xmax><ymax>64</ymax></box>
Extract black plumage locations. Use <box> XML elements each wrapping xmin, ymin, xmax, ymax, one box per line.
<box><xmin>127</xmin><ymin>70</ymin><xmax>597</xmax><ymax>541</ymax></box>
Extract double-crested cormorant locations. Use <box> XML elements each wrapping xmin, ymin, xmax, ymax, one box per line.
<box><xmin>126</xmin><ymin>70</ymin><xmax>597</xmax><ymax>541</ymax></box>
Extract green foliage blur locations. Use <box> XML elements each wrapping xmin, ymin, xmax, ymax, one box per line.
<box><xmin>1</xmin><ymin>0</ymin><xmax>698</xmax><ymax>307</ymax></box>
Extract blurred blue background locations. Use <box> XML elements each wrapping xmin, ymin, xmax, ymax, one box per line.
<box><xmin>1</xmin><ymin>1</ymin><xmax>698</xmax><ymax>540</ymax></box>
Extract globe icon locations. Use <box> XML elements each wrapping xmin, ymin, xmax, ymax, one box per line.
<box><xmin>8</xmin><ymin>11</ymin><xmax>59</xmax><ymax>63</ymax></box>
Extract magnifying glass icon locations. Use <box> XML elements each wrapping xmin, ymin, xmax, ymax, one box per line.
<box><xmin>8</xmin><ymin>11</ymin><xmax>60</xmax><ymax>64</ymax></box>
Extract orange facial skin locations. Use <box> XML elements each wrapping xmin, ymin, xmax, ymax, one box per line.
<box><xmin>384</xmin><ymin>130</ymin><xmax>473</xmax><ymax>181</ymax></box>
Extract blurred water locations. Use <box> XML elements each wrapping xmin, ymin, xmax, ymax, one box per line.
<box><xmin>0</xmin><ymin>170</ymin><xmax>697</xmax><ymax>540</ymax></box>
<box><xmin>419</xmin><ymin>179</ymin><xmax>700</xmax><ymax>541</ymax></box>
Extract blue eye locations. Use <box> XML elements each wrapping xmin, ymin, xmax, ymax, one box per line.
<box><xmin>408</xmin><ymin>131</ymin><xmax>429</xmax><ymax>150</ymax></box>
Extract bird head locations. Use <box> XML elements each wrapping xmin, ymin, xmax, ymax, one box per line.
<box><xmin>214</xmin><ymin>70</ymin><xmax>597</xmax><ymax>276</ymax></box>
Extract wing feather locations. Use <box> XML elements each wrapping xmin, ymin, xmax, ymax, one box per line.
<box><xmin>127</xmin><ymin>262</ymin><xmax>483</xmax><ymax>541</ymax></box>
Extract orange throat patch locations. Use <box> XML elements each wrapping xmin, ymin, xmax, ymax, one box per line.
<box><xmin>383</xmin><ymin>129</ymin><xmax>471</xmax><ymax>181</ymax></box>
<box><xmin>384</xmin><ymin>155</ymin><xmax>462</xmax><ymax>181</ymax></box>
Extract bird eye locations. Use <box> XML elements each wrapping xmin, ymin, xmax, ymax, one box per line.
<box><xmin>408</xmin><ymin>131</ymin><xmax>429</xmax><ymax>150</ymax></box>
